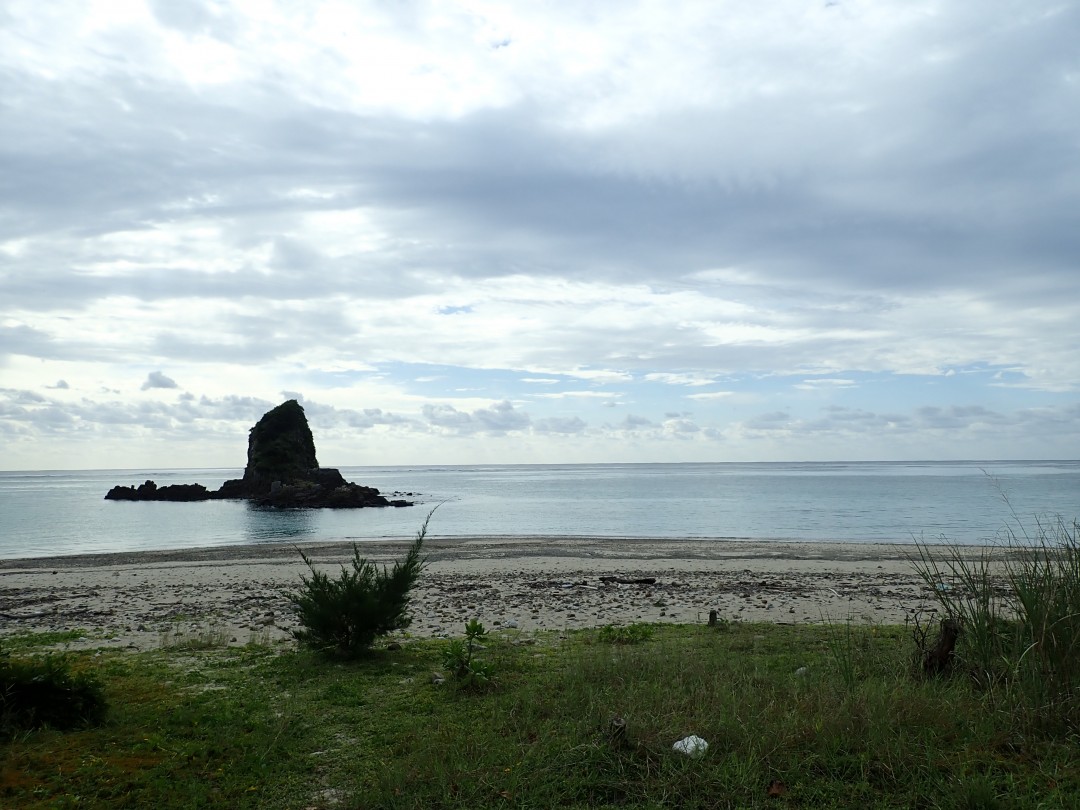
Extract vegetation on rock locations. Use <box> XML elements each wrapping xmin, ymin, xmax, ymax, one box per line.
<box><xmin>243</xmin><ymin>399</ymin><xmax>319</xmax><ymax>494</ymax></box>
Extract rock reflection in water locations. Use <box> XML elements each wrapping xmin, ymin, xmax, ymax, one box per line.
<box><xmin>244</xmin><ymin>505</ymin><xmax>317</xmax><ymax>542</ymax></box>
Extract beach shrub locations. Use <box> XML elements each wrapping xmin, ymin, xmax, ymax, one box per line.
<box><xmin>912</xmin><ymin>515</ymin><xmax>1080</xmax><ymax>732</ymax></box>
<box><xmin>0</xmin><ymin>644</ymin><xmax>107</xmax><ymax>736</ymax></box>
<box><xmin>287</xmin><ymin>511</ymin><xmax>431</xmax><ymax>657</ymax></box>
<box><xmin>443</xmin><ymin>619</ymin><xmax>496</xmax><ymax>687</ymax></box>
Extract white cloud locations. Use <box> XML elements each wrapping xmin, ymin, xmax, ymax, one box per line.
<box><xmin>686</xmin><ymin>391</ymin><xmax>734</xmax><ymax>401</ymax></box>
<box><xmin>1</xmin><ymin>0</ymin><xmax>1078</xmax><ymax>467</ymax></box>
<box><xmin>794</xmin><ymin>379</ymin><xmax>857</xmax><ymax>391</ymax></box>
<box><xmin>644</xmin><ymin>372</ymin><xmax>718</xmax><ymax>387</ymax></box>
<box><xmin>534</xmin><ymin>391</ymin><xmax>621</xmax><ymax>400</ymax></box>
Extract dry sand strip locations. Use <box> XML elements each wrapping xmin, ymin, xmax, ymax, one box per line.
<box><xmin>0</xmin><ymin>537</ymin><xmax>987</xmax><ymax>652</ymax></box>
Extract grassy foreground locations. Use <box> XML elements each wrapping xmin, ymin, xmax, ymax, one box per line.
<box><xmin>3</xmin><ymin>622</ymin><xmax>1077</xmax><ymax>810</ymax></box>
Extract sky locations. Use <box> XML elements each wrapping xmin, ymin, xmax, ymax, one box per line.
<box><xmin>2</xmin><ymin>0</ymin><xmax>1079</xmax><ymax>470</ymax></box>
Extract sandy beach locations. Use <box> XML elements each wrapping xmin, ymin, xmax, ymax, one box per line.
<box><xmin>0</xmin><ymin>537</ymin><xmax>972</xmax><ymax>651</ymax></box>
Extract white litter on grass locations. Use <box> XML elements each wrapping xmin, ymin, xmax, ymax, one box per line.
<box><xmin>672</xmin><ymin>735</ymin><xmax>709</xmax><ymax>757</ymax></box>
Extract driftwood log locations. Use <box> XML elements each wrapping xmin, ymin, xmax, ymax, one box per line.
<box><xmin>599</xmin><ymin>576</ymin><xmax>657</xmax><ymax>585</ymax></box>
<box><xmin>922</xmin><ymin>617</ymin><xmax>961</xmax><ymax>676</ymax></box>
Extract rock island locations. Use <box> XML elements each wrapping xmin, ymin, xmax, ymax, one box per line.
<box><xmin>105</xmin><ymin>400</ymin><xmax>412</xmax><ymax>509</ymax></box>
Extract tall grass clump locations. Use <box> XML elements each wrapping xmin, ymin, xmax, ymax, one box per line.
<box><xmin>287</xmin><ymin>510</ymin><xmax>432</xmax><ymax>657</ymax></box>
<box><xmin>913</xmin><ymin>515</ymin><xmax>1080</xmax><ymax>732</ymax></box>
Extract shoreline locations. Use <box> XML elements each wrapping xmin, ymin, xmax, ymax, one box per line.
<box><xmin>0</xmin><ymin>537</ymin><xmax>985</xmax><ymax>652</ymax></box>
<box><xmin>0</xmin><ymin>532</ymin><xmax>990</xmax><ymax>568</ymax></box>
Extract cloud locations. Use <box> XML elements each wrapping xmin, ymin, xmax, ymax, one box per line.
<box><xmin>140</xmin><ymin>371</ymin><xmax>180</xmax><ymax>391</ymax></box>
<box><xmin>686</xmin><ymin>391</ymin><xmax>734</xmax><ymax>401</ymax></box>
<box><xmin>534</xmin><ymin>391</ymin><xmax>621</xmax><ymax>400</ymax></box>
<box><xmin>644</xmin><ymin>372</ymin><xmax>718</xmax><ymax>387</ymax></box>
<box><xmin>422</xmin><ymin>400</ymin><xmax>531</xmax><ymax>435</ymax></box>
<box><xmin>794</xmin><ymin>379</ymin><xmax>857</xmax><ymax>391</ymax></box>
<box><xmin>534</xmin><ymin>416</ymin><xmax>588</xmax><ymax>435</ymax></box>
<box><xmin>1</xmin><ymin>1</ymin><xmax>1079</xmax><ymax>467</ymax></box>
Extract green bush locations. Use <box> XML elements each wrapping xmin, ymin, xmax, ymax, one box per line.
<box><xmin>0</xmin><ymin>644</ymin><xmax>107</xmax><ymax>735</ymax></box>
<box><xmin>287</xmin><ymin>511</ymin><xmax>431</xmax><ymax>657</ymax></box>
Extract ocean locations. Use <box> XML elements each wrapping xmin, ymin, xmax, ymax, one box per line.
<box><xmin>0</xmin><ymin>461</ymin><xmax>1077</xmax><ymax>560</ymax></box>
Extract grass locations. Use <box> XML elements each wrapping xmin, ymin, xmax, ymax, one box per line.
<box><xmin>1</xmin><ymin>645</ymin><xmax>108</xmax><ymax>737</ymax></box>
<box><xmin>912</xmin><ymin>514</ymin><xmax>1080</xmax><ymax>732</ymax></box>
<box><xmin>158</xmin><ymin>624</ymin><xmax>232</xmax><ymax>651</ymax></box>
<box><xmin>597</xmin><ymin>622</ymin><xmax>654</xmax><ymax>644</ymax></box>
<box><xmin>1</xmin><ymin>630</ymin><xmax>87</xmax><ymax>651</ymax></box>
<box><xmin>3</xmin><ymin>622</ymin><xmax>1078</xmax><ymax>809</ymax></box>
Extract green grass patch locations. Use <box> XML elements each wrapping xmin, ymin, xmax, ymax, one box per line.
<box><xmin>2</xmin><ymin>624</ymin><xmax>1078</xmax><ymax>809</ymax></box>
<box><xmin>1</xmin><ymin>629</ymin><xmax>87</xmax><ymax>651</ymax></box>
<box><xmin>597</xmin><ymin>622</ymin><xmax>654</xmax><ymax>644</ymax></box>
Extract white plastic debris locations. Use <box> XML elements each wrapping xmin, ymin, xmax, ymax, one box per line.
<box><xmin>672</xmin><ymin>735</ymin><xmax>709</xmax><ymax>757</ymax></box>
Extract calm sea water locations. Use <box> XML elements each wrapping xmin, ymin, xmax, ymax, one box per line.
<box><xmin>0</xmin><ymin>461</ymin><xmax>1077</xmax><ymax>560</ymax></box>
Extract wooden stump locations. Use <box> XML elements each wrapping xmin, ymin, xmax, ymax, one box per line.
<box><xmin>608</xmin><ymin>715</ymin><xmax>627</xmax><ymax>747</ymax></box>
<box><xmin>922</xmin><ymin>617</ymin><xmax>961</xmax><ymax>677</ymax></box>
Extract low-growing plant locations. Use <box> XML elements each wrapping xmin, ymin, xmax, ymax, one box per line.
<box><xmin>443</xmin><ymin>619</ymin><xmax>496</xmax><ymax>687</ymax></box>
<box><xmin>159</xmin><ymin>624</ymin><xmax>231</xmax><ymax>650</ymax></box>
<box><xmin>0</xmin><ymin>629</ymin><xmax>86</xmax><ymax>651</ymax></box>
<box><xmin>0</xmin><ymin>643</ymin><xmax>107</xmax><ymax>736</ymax></box>
<box><xmin>287</xmin><ymin>510</ymin><xmax>432</xmax><ymax>657</ymax></box>
<box><xmin>597</xmin><ymin>622</ymin><xmax>653</xmax><ymax>644</ymax></box>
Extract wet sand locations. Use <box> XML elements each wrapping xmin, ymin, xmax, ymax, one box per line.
<box><xmin>0</xmin><ymin>536</ymin><xmax>973</xmax><ymax>651</ymax></box>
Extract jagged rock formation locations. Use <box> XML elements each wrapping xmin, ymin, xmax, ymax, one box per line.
<box><xmin>105</xmin><ymin>400</ymin><xmax>412</xmax><ymax>509</ymax></box>
<box><xmin>103</xmin><ymin>481</ymin><xmax>211</xmax><ymax>502</ymax></box>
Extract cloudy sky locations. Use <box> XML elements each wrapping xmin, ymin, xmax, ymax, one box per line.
<box><xmin>2</xmin><ymin>0</ymin><xmax>1079</xmax><ymax>471</ymax></box>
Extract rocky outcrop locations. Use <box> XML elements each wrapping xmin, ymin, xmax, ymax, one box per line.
<box><xmin>233</xmin><ymin>399</ymin><xmax>320</xmax><ymax>498</ymax></box>
<box><xmin>105</xmin><ymin>400</ymin><xmax>413</xmax><ymax>509</ymax></box>
<box><xmin>104</xmin><ymin>481</ymin><xmax>211</xmax><ymax>502</ymax></box>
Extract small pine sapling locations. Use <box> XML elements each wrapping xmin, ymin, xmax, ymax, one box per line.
<box><xmin>288</xmin><ymin>510</ymin><xmax>433</xmax><ymax>656</ymax></box>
